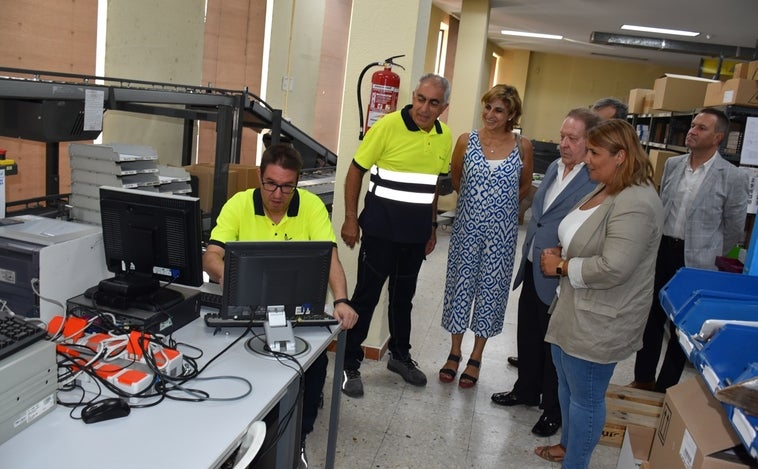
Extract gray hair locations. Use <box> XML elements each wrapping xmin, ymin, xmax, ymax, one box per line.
<box><xmin>417</xmin><ymin>73</ymin><xmax>451</xmax><ymax>104</ymax></box>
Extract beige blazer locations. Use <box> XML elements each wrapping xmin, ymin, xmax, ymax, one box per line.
<box><xmin>545</xmin><ymin>183</ymin><xmax>663</xmax><ymax>364</ymax></box>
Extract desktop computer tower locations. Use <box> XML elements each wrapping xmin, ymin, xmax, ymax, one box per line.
<box><xmin>0</xmin><ymin>340</ymin><xmax>57</xmax><ymax>445</ymax></box>
<box><xmin>0</xmin><ymin>215</ymin><xmax>111</xmax><ymax>322</ymax></box>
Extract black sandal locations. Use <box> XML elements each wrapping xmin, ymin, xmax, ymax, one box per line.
<box><xmin>438</xmin><ymin>354</ymin><xmax>461</xmax><ymax>383</ymax></box>
<box><xmin>458</xmin><ymin>358</ymin><xmax>480</xmax><ymax>388</ymax></box>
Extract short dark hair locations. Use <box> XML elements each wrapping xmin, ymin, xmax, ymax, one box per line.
<box><xmin>698</xmin><ymin>107</ymin><xmax>730</xmax><ymax>135</ymax></box>
<box><xmin>592</xmin><ymin>97</ymin><xmax>628</xmax><ymax>119</ymax></box>
<box><xmin>260</xmin><ymin>143</ymin><xmax>302</xmax><ymax>177</ymax></box>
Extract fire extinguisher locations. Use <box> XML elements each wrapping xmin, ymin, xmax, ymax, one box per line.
<box><xmin>357</xmin><ymin>55</ymin><xmax>405</xmax><ymax>140</ymax></box>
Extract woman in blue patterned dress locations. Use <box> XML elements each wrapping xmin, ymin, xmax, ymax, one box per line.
<box><xmin>439</xmin><ymin>85</ymin><xmax>533</xmax><ymax>388</ymax></box>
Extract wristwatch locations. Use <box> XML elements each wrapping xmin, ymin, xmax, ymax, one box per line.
<box><xmin>556</xmin><ymin>260</ymin><xmax>566</xmax><ymax>276</ymax></box>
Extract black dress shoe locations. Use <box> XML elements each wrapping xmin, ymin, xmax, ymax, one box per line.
<box><xmin>531</xmin><ymin>414</ymin><xmax>561</xmax><ymax>437</ymax></box>
<box><xmin>491</xmin><ymin>390</ymin><xmax>539</xmax><ymax>407</ymax></box>
<box><xmin>507</xmin><ymin>356</ymin><xmax>519</xmax><ymax>367</ymax></box>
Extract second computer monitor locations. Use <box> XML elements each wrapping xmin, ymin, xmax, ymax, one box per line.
<box><xmin>220</xmin><ymin>241</ymin><xmax>332</xmax><ymax>321</ymax></box>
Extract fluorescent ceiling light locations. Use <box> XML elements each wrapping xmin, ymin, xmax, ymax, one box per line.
<box><xmin>621</xmin><ymin>24</ymin><xmax>700</xmax><ymax>37</ymax></box>
<box><xmin>501</xmin><ymin>30</ymin><xmax>563</xmax><ymax>40</ymax></box>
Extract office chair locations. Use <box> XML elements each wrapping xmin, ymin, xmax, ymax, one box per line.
<box><xmin>232</xmin><ymin>421</ymin><xmax>267</xmax><ymax>469</ymax></box>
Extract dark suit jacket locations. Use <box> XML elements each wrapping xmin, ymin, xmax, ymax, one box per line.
<box><xmin>513</xmin><ymin>160</ymin><xmax>596</xmax><ymax>305</ymax></box>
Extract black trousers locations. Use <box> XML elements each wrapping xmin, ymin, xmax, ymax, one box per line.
<box><xmin>513</xmin><ymin>261</ymin><xmax>560</xmax><ymax>419</ymax></box>
<box><xmin>634</xmin><ymin>235</ymin><xmax>688</xmax><ymax>392</ymax></box>
<box><xmin>344</xmin><ymin>235</ymin><xmax>426</xmax><ymax>371</ymax></box>
<box><xmin>301</xmin><ymin>351</ymin><xmax>328</xmax><ymax>438</ymax></box>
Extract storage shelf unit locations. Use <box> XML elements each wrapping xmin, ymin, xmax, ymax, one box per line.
<box><xmin>0</xmin><ymin>67</ymin><xmax>338</xmax><ymax>226</ymax></box>
<box><xmin>629</xmin><ymin>105</ymin><xmax>758</xmax><ymax>166</ymax></box>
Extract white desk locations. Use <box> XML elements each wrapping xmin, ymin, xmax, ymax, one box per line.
<box><xmin>0</xmin><ymin>316</ymin><xmax>344</xmax><ymax>469</ymax></box>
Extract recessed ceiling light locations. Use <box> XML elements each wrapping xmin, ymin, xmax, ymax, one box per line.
<box><xmin>621</xmin><ymin>24</ymin><xmax>700</xmax><ymax>37</ymax></box>
<box><xmin>500</xmin><ymin>30</ymin><xmax>563</xmax><ymax>40</ymax></box>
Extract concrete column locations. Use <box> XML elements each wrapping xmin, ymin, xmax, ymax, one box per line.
<box><xmin>446</xmin><ymin>0</ymin><xmax>490</xmax><ymax>137</ymax></box>
<box><xmin>333</xmin><ymin>0</ymin><xmax>433</xmax><ymax>359</ymax></box>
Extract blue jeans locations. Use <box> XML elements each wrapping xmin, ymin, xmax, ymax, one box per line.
<box><xmin>551</xmin><ymin>344</ymin><xmax>616</xmax><ymax>469</ymax></box>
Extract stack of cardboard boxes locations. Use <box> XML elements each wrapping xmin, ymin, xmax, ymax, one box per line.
<box><xmin>704</xmin><ymin>61</ymin><xmax>758</xmax><ymax>108</ymax></box>
<box><xmin>626</xmin><ymin>64</ymin><xmax>758</xmax><ymax>191</ymax></box>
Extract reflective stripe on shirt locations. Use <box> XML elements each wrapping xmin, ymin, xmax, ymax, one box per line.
<box><xmin>368</xmin><ymin>166</ymin><xmax>438</xmax><ymax>204</ymax></box>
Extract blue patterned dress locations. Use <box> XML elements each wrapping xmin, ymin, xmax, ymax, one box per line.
<box><xmin>441</xmin><ymin>130</ymin><xmax>522</xmax><ymax>337</ymax></box>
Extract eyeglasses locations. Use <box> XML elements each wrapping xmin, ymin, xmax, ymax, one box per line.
<box><xmin>261</xmin><ymin>181</ymin><xmax>297</xmax><ymax>194</ymax></box>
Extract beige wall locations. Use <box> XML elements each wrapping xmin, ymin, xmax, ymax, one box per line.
<box><xmin>521</xmin><ymin>52</ymin><xmax>691</xmax><ymax>142</ymax></box>
<box><xmin>334</xmin><ymin>0</ymin><xmax>433</xmax><ymax>354</ymax></box>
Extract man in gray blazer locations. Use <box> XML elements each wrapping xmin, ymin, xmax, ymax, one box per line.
<box><xmin>491</xmin><ymin>108</ymin><xmax>599</xmax><ymax>437</ymax></box>
<box><xmin>632</xmin><ymin>107</ymin><xmax>749</xmax><ymax>392</ymax></box>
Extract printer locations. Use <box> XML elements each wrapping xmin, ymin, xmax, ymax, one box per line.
<box><xmin>0</xmin><ymin>215</ymin><xmax>110</xmax><ymax>322</ymax></box>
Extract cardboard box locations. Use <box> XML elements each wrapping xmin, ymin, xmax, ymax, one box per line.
<box><xmin>748</xmin><ymin>61</ymin><xmax>758</xmax><ymax>81</ymax></box>
<box><xmin>704</xmin><ymin>79</ymin><xmax>758</xmax><ymax>107</ymax></box>
<box><xmin>184</xmin><ymin>163</ymin><xmax>238</xmax><ymax>213</ymax></box>
<box><xmin>653</xmin><ymin>74</ymin><xmax>719</xmax><ymax>111</ymax></box>
<box><xmin>648</xmin><ymin>150</ymin><xmax>681</xmax><ymax>189</ymax></box>
<box><xmin>629</xmin><ymin>89</ymin><xmax>656</xmax><ymax>114</ymax></box>
<box><xmin>617</xmin><ymin>424</ymin><xmax>655</xmax><ymax>469</ymax></box>
<box><xmin>733</xmin><ymin>63</ymin><xmax>748</xmax><ymax>79</ymax></box>
<box><xmin>649</xmin><ymin>376</ymin><xmax>755</xmax><ymax>468</ymax></box>
<box><xmin>229</xmin><ymin>163</ymin><xmax>260</xmax><ymax>192</ymax></box>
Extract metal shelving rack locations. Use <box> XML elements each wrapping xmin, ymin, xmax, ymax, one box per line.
<box><xmin>0</xmin><ymin>67</ymin><xmax>338</xmax><ymax>226</ymax></box>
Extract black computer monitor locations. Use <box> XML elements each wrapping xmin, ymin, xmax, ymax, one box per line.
<box><xmin>96</xmin><ymin>186</ymin><xmax>203</xmax><ymax>309</ymax></box>
<box><xmin>220</xmin><ymin>241</ymin><xmax>332</xmax><ymax>321</ymax></box>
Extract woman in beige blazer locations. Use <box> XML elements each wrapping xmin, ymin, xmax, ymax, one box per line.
<box><xmin>534</xmin><ymin>119</ymin><xmax>663</xmax><ymax>468</ymax></box>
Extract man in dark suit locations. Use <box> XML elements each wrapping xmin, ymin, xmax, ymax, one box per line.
<box><xmin>491</xmin><ymin>108</ymin><xmax>599</xmax><ymax>436</ymax></box>
<box><xmin>632</xmin><ymin>107</ymin><xmax>749</xmax><ymax>392</ymax></box>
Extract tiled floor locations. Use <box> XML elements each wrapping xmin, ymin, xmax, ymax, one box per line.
<box><xmin>306</xmin><ymin>219</ymin><xmax>683</xmax><ymax>468</ymax></box>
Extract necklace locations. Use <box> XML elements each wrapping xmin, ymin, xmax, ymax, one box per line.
<box><xmin>480</xmin><ymin>132</ymin><xmax>508</xmax><ymax>155</ymax></box>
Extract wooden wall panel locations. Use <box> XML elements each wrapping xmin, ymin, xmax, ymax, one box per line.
<box><xmin>0</xmin><ymin>0</ymin><xmax>97</xmax><ymax>206</ymax></box>
<box><xmin>199</xmin><ymin>0</ymin><xmax>265</xmax><ymax>166</ymax></box>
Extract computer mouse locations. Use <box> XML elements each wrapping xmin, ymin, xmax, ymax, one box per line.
<box><xmin>81</xmin><ymin>397</ymin><xmax>131</xmax><ymax>424</ymax></box>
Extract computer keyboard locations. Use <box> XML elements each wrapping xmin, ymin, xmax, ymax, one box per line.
<box><xmin>203</xmin><ymin>311</ymin><xmax>338</xmax><ymax>328</ymax></box>
<box><xmin>0</xmin><ymin>311</ymin><xmax>48</xmax><ymax>362</ymax></box>
<box><xmin>198</xmin><ymin>290</ymin><xmax>223</xmax><ymax>310</ymax></box>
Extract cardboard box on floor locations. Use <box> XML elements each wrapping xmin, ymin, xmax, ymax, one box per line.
<box><xmin>653</xmin><ymin>74</ymin><xmax>719</xmax><ymax>111</ymax></box>
<box><xmin>649</xmin><ymin>376</ymin><xmax>756</xmax><ymax>468</ymax></box>
<box><xmin>617</xmin><ymin>424</ymin><xmax>655</xmax><ymax>469</ymax></box>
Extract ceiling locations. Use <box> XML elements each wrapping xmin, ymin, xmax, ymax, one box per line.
<box><xmin>432</xmin><ymin>0</ymin><xmax>758</xmax><ymax>72</ymax></box>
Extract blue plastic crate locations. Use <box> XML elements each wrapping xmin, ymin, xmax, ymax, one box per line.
<box><xmin>696</xmin><ymin>324</ymin><xmax>758</xmax><ymax>393</ymax></box>
<box><xmin>722</xmin><ymin>402</ymin><xmax>758</xmax><ymax>459</ymax></box>
<box><xmin>673</xmin><ymin>295</ymin><xmax>758</xmax><ymax>359</ymax></box>
<box><xmin>659</xmin><ymin>267</ymin><xmax>758</xmax><ymax>322</ymax></box>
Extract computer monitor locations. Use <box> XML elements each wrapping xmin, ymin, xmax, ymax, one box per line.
<box><xmin>96</xmin><ymin>186</ymin><xmax>203</xmax><ymax>310</ymax></box>
<box><xmin>220</xmin><ymin>241</ymin><xmax>332</xmax><ymax>322</ymax></box>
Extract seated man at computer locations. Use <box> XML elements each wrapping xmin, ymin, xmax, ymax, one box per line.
<box><xmin>203</xmin><ymin>143</ymin><xmax>358</xmax><ymax>468</ymax></box>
